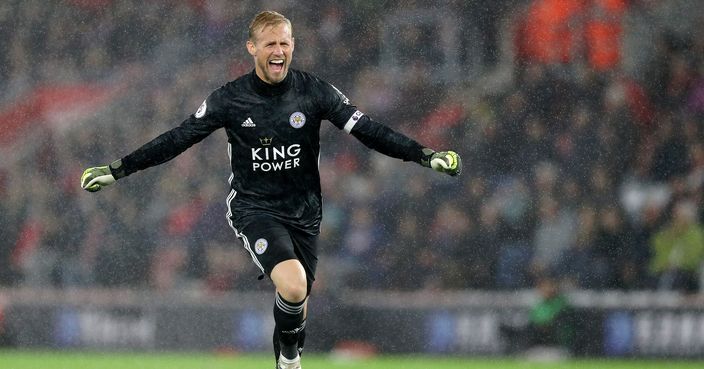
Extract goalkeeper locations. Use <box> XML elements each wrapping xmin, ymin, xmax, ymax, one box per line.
<box><xmin>81</xmin><ymin>10</ymin><xmax>460</xmax><ymax>369</ymax></box>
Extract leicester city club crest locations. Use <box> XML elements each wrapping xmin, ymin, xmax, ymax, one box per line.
<box><xmin>289</xmin><ymin>112</ymin><xmax>306</xmax><ymax>128</ymax></box>
<box><xmin>254</xmin><ymin>238</ymin><xmax>268</xmax><ymax>255</ymax></box>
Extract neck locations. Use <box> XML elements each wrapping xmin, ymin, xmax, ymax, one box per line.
<box><xmin>251</xmin><ymin>69</ymin><xmax>292</xmax><ymax>97</ymax></box>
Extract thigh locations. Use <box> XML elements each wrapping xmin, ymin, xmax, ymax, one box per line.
<box><xmin>288</xmin><ymin>227</ymin><xmax>318</xmax><ymax>295</ymax></box>
<box><xmin>238</xmin><ymin>215</ymin><xmax>297</xmax><ymax>278</ymax></box>
<box><xmin>236</xmin><ymin>216</ymin><xmax>318</xmax><ymax>294</ymax></box>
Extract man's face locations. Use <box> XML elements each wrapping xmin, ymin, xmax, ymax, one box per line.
<box><xmin>247</xmin><ymin>23</ymin><xmax>294</xmax><ymax>84</ymax></box>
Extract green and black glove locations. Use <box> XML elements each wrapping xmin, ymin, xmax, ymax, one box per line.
<box><xmin>80</xmin><ymin>159</ymin><xmax>125</xmax><ymax>192</ymax></box>
<box><xmin>421</xmin><ymin>148</ymin><xmax>462</xmax><ymax>176</ymax></box>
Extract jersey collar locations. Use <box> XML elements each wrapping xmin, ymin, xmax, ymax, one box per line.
<box><xmin>250</xmin><ymin>69</ymin><xmax>293</xmax><ymax>97</ymax></box>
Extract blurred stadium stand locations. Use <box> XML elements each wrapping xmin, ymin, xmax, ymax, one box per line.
<box><xmin>2</xmin><ymin>287</ymin><xmax>704</xmax><ymax>356</ymax></box>
<box><xmin>1</xmin><ymin>0</ymin><xmax>704</xmax><ymax>356</ymax></box>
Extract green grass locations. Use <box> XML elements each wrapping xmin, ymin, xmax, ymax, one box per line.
<box><xmin>0</xmin><ymin>351</ymin><xmax>702</xmax><ymax>369</ymax></box>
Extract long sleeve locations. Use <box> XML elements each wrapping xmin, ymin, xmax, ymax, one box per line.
<box><xmin>314</xmin><ymin>77</ymin><xmax>426</xmax><ymax>165</ymax></box>
<box><xmin>116</xmin><ymin>89</ymin><xmax>227</xmax><ymax>178</ymax></box>
<box><xmin>120</xmin><ymin>116</ymin><xmax>220</xmax><ymax>176</ymax></box>
<box><xmin>349</xmin><ymin>115</ymin><xmax>425</xmax><ymax>163</ymax></box>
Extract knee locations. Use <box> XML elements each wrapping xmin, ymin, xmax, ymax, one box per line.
<box><xmin>271</xmin><ymin>260</ymin><xmax>308</xmax><ymax>303</ymax></box>
<box><xmin>278</xmin><ymin>278</ymin><xmax>307</xmax><ymax>303</ymax></box>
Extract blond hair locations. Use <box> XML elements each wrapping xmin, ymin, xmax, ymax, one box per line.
<box><xmin>248</xmin><ymin>11</ymin><xmax>292</xmax><ymax>41</ymax></box>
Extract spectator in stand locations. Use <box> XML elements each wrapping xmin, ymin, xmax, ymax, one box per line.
<box><xmin>556</xmin><ymin>205</ymin><xmax>605</xmax><ymax>289</ymax></box>
<box><xmin>650</xmin><ymin>116</ymin><xmax>691</xmax><ymax>182</ymax></box>
<box><xmin>427</xmin><ymin>201</ymin><xmax>477</xmax><ymax>289</ymax></box>
<box><xmin>470</xmin><ymin>203</ymin><xmax>503</xmax><ymax>289</ymax></box>
<box><xmin>531</xmin><ymin>196</ymin><xmax>578</xmax><ymax>276</ymax></box>
<box><xmin>592</xmin><ymin>206</ymin><xmax>636</xmax><ymax>289</ymax></box>
<box><xmin>500</xmin><ymin>274</ymin><xmax>577</xmax><ymax>354</ymax></box>
<box><xmin>0</xmin><ymin>170</ymin><xmax>21</xmax><ymax>285</ymax></box>
<box><xmin>649</xmin><ymin>200</ymin><xmax>704</xmax><ymax>292</ymax></box>
<box><xmin>0</xmin><ymin>294</ymin><xmax>15</xmax><ymax>347</ymax></box>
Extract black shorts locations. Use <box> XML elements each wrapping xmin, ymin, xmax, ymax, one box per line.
<box><xmin>233</xmin><ymin>214</ymin><xmax>318</xmax><ymax>294</ymax></box>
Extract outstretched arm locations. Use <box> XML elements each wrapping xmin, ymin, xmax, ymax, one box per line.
<box><xmin>347</xmin><ymin>114</ymin><xmax>461</xmax><ymax>176</ymax></box>
<box><xmin>318</xmin><ymin>78</ymin><xmax>461</xmax><ymax>177</ymax></box>
<box><xmin>81</xmin><ymin>117</ymin><xmax>220</xmax><ymax>191</ymax></box>
<box><xmin>81</xmin><ymin>91</ymin><xmax>225</xmax><ymax>192</ymax></box>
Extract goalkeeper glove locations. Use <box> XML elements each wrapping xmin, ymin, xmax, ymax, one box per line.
<box><xmin>421</xmin><ymin>148</ymin><xmax>462</xmax><ymax>176</ymax></box>
<box><xmin>80</xmin><ymin>159</ymin><xmax>124</xmax><ymax>192</ymax></box>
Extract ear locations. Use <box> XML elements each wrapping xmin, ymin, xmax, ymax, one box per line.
<box><xmin>291</xmin><ymin>37</ymin><xmax>295</xmax><ymax>52</ymax></box>
<box><xmin>246</xmin><ymin>40</ymin><xmax>256</xmax><ymax>56</ymax></box>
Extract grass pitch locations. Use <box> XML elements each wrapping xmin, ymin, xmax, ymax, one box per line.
<box><xmin>0</xmin><ymin>351</ymin><xmax>703</xmax><ymax>369</ymax></box>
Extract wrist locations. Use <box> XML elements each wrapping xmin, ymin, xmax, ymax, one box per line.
<box><xmin>109</xmin><ymin>159</ymin><xmax>126</xmax><ymax>180</ymax></box>
<box><xmin>420</xmin><ymin>148</ymin><xmax>435</xmax><ymax>167</ymax></box>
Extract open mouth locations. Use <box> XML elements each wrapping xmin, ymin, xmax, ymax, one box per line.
<box><xmin>269</xmin><ymin>59</ymin><xmax>284</xmax><ymax>73</ymax></box>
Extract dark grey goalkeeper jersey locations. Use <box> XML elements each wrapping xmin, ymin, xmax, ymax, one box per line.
<box><xmin>118</xmin><ymin>69</ymin><xmax>425</xmax><ymax>234</ymax></box>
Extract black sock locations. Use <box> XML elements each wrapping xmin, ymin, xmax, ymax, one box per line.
<box><xmin>273</xmin><ymin>320</ymin><xmax>306</xmax><ymax>361</ymax></box>
<box><xmin>297</xmin><ymin>322</ymin><xmax>306</xmax><ymax>356</ymax></box>
<box><xmin>273</xmin><ymin>325</ymin><xmax>280</xmax><ymax>361</ymax></box>
<box><xmin>273</xmin><ymin>293</ymin><xmax>305</xmax><ymax>359</ymax></box>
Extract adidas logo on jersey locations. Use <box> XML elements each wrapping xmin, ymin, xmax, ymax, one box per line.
<box><xmin>241</xmin><ymin>117</ymin><xmax>256</xmax><ymax>127</ymax></box>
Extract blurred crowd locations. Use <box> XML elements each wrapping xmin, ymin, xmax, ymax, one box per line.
<box><xmin>1</xmin><ymin>0</ymin><xmax>703</xmax><ymax>295</ymax></box>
